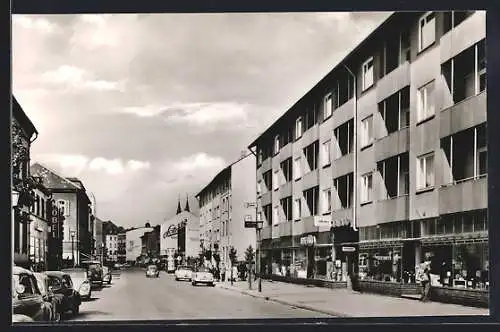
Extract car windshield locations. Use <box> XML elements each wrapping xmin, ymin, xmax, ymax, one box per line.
<box><xmin>196</xmin><ymin>267</ymin><xmax>210</xmax><ymax>273</ymax></box>
<box><xmin>177</xmin><ymin>266</ymin><xmax>191</xmax><ymax>271</ymax></box>
<box><xmin>62</xmin><ymin>269</ymin><xmax>87</xmax><ymax>279</ymax></box>
<box><xmin>147</xmin><ymin>266</ymin><xmax>157</xmax><ymax>271</ymax></box>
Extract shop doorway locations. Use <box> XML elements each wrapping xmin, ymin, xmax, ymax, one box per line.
<box><xmin>307</xmin><ymin>247</ymin><xmax>314</xmax><ymax>279</ymax></box>
<box><xmin>403</xmin><ymin>242</ymin><xmax>416</xmax><ymax>283</ymax></box>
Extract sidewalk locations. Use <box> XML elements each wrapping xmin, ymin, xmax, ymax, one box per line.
<box><xmin>216</xmin><ymin>280</ymin><xmax>489</xmax><ymax>317</ymax></box>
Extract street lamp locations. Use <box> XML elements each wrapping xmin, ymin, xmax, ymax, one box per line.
<box><xmin>101</xmin><ymin>243</ymin><xmax>105</xmax><ymax>265</ymax></box>
<box><xmin>70</xmin><ymin>230</ymin><xmax>76</xmax><ymax>267</ymax></box>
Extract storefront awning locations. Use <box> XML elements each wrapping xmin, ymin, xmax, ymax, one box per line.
<box><xmin>359</xmin><ymin>240</ymin><xmax>403</xmax><ymax>249</ymax></box>
<box><xmin>421</xmin><ymin>233</ymin><xmax>488</xmax><ymax>246</ymax></box>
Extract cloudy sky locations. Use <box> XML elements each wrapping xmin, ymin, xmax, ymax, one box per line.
<box><xmin>12</xmin><ymin>12</ymin><xmax>391</xmax><ymax>228</ymax></box>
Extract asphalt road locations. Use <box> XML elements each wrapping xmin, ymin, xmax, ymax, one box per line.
<box><xmin>67</xmin><ymin>268</ymin><xmax>332</xmax><ymax>321</ymax></box>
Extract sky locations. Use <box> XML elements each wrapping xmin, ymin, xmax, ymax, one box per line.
<box><xmin>12</xmin><ymin>12</ymin><xmax>391</xmax><ymax>229</ymax></box>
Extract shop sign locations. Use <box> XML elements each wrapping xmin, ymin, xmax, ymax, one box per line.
<box><xmin>342</xmin><ymin>246</ymin><xmax>356</xmax><ymax>253</ymax></box>
<box><xmin>300</xmin><ymin>235</ymin><xmax>316</xmax><ymax>246</ymax></box>
<box><xmin>374</xmin><ymin>255</ymin><xmax>392</xmax><ymax>261</ymax></box>
<box><xmin>313</xmin><ymin>218</ymin><xmax>331</xmax><ymax>228</ymax></box>
<box><xmin>163</xmin><ymin>224</ymin><xmax>178</xmax><ymax>238</ymax></box>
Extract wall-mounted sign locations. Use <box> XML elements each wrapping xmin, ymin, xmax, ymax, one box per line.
<box><xmin>300</xmin><ymin>235</ymin><xmax>316</xmax><ymax>246</ymax></box>
<box><xmin>342</xmin><ymin>246</ymin><xmax>356</xmax><ymax>253</ymax></box>
<box><xmin>163</xmin><ymin>224</ymin><xmax>178</xmax><ymax>238</ymax></box>
<box><xmin>374</xmin><ymin>255</ymin><xmax>392</xmax><ymax>261</ymax></box>
<box><xmin>314</xmin><ymin>219</ymin><xmax>331</xmax><ymax>228</ymax></box>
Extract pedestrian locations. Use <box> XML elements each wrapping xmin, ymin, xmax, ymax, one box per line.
<box><xmin>420</xmin><ymin>266</ymin><xmax>431</xmax><ymax>302</ymax></box>
<box><xmin>221</xmin><ymin>263</ymin><xmax>226</xmax><ymax>282</ymax></box>
<box><xmin>232</xmin><ymin>265</ymin><xmax>238</xmax><ymax>282</ymax></box>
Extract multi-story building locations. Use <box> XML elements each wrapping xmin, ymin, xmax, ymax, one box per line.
<box><xmin>31</xmin><ymin>163</ymin><xmax>94</xmax><ymax>267</ymax></box>
<box><xmin>196</xmin><ymin>152</ymin><xmax>257</xmax><ymax>268</ymax></box>
<box><xmin>249</xmin><ymin>11</ymin><xmax>487</xmax><ymax>300</ymax></box>
<box><xmin>126</xmin><ymin>227</ymin><xmax>153</xmax><ymax>263</ymax></box>
<box><xmin>117</xmin><ymin>233</ymin><xmax>127</xmax><ymax>264</ymax></box>
<box><xmin>105</xmin><ymin>233</ymin><xmax>119</xmax><ymax>263</ymax></box>
<box><xmin>28</xmin><ymin>181</ymin><xmax>52</xmax><ymax>271</ymax></box>
<box><xmin>12</xmin><ymin>96</ymin><xmax>39</xmax><ymax>268</ymax></box>
<box><xmin>94</xmin><ymin>217</ymin><xmax>104</xmax><ymax>261</ymax></box>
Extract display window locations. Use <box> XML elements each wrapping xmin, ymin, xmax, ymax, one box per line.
<box><xmin>358</xmin><ymin>247</ymin><xmax>402</xmax><ymax>282</ymax></box>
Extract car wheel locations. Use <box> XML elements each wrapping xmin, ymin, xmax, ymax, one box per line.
<box><xmin>54</xmin><ymin>310</ymin><xmax>62</xmax><ymax>322</ymax></box>
<box><xmin>175</xmin><ymin>277</ymin><xmax>179</xmax><ymax>281</ymax></box>
<box><xmin>192</xmin><ymin>281</ymin><xmax>196</xmax><ymax>286</ymax></box>
<box><xmin>210</xmin><ymin>283</ymin><xmax>215</xmax><ymax>287</ymax></box>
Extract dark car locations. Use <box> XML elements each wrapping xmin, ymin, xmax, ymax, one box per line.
<box><xmin>12</xmin><ymin>266</ymin><xmax>51</xmax><ymax>322</ymax></box>
<box><xmin>81</xmin><ymin>260</ymin><xmax>103</xmax><ymax>287</ymax></box>
<box><xmin>61</xmin><ymin>268</ymin><xmax>91</xmax><ymax>300</ymax></box>
<box><xmin>145</xmin><ymin>265</ymin><xmax>159</xmax><ymax>278</ymax></box>
<box><xmin>33</xmin><ymin>272</ymin><xmax>64</xmax><ymax>322</ymax></box>
<box><xmin>44</xmin><ymin>271</ymin><xmax>82</xmax><ymax>317</ymax></box>
<box><xmin>102</xmin><ymin>266</ymin><xmax>112</xmax><ymax>285</ymax></box>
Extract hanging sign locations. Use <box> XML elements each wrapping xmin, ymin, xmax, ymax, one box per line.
<box><xmin>300</xmin><ymin>235</ymin><xmax>316</xmax><ymax>246</ymax></box>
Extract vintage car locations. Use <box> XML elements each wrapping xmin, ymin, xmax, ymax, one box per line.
<box><xmin>81</xmin><ymin>260</ymin><xmax>103</xmax><ymax>287</ymax></box>
<box><xmin>191</xmin><ymin>267</ymin><xmax>215</xmax><ymax>287</ymax></box>
<box><xmin>44</xmin><ymin>271</ymin><xmax>82</xmax><ymax>317</ymax></box>
<box><xmin>102</xmin><ymin>266</ymin><xmax>112</xmax><ymax>285</ymax></box>
<box><xmin>12</xmin><ymin>266</ymin><xmax>51</xmax><ymax>322</ymax></box>
<box><xmin>61</xmin><ymin>268</ymin><xmax>92</xmax><ymax>300</ymax></box>
<box><xmin>174</xmin><ymin>265</ymin><xmax>193</xmax><ymax>281</ymax></box>
<box><xmin>33</xmin><ymin>272</ymin><xmax>64</xmax><ymax>322</ymax></box>
<box><xmin>146</xmin><ymin>265</ymin><xmax>159</xmax><ymax>278</ymax></box>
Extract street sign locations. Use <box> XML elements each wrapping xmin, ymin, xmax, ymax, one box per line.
<box><xmin>245</xmin><ymin>221</ymin><xmax>257</xmax><ymax>228</ymax></box>
<box><xmin>342</xmin><ymin>246</ymin><xmax>356</xmax><ymax>253</ymax></box>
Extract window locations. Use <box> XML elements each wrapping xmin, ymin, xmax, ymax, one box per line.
<box><xmin>400</xmin><ymin>29</ymin><xmax>411</xmax><ymax>65</ymax></box>
<box><xmin>280</xmin><ymin>158</ymin><xmax>293</xmax><ymax>183</ymax></box>
<box><xmin>305</xmin><ymin>104</ymin><xmax>319</xmax><ymax>130</ymax></box>
<box><xmin>263</xmin><ymin>204</ymin><xmax>272</xmax><ymax>226</ymax></box>
<box><xmin>273</xmin><ymin>206</ymin><xmax>280</xmax><ymax>225</ymax></box>
<box><xmin>379</xmin><ymin>87</ymin><xmax>410</xmax><ymax>136</ymax></box>
<box><xmin>303</xmin><ymin>186</ymin><xmax>319</xmax><ymax>216</ymax></box>
<box><xmin>417</xmin><ymin>80</ymin><xmax>435</xmax><ymax>122</ymax></box>
<box><xmin>294</xmin><ymin>157</ymin><xmax>302</xmax><ymax>180</ymax></box>
<box><xmin>257</xmin><ymin>149</ymin><xmax>263</xmax><ymax>165</ymax></box>
<box><xmin>295</xmin><ymin>117</ymin><xmax>303</xmax><ymax>139</ymax></box>
<box><xmin>377</xmin><ymin>153</ymin><xmax>409</xmax><ymax>199</ymax></box>
<box><xmin>294</xmin><ymin>198</ymin><xmax>302</xmax><ymax>220</ymax></box>
<box><xmin>263</xmin><ymin>170</ymin><xmax>272</xmax><ymax>191</ymax></box>
<box><xmin>280</xmin><ymin>197</ymin><xmax>293</xmax><ymax>221</ymax></box>
<box><xmin>334</xmin><ymin>119</ymin><xmax>354</xmax><ymax>158</ymax></box>
<box><xmin>274</xmin><ymin>135</ymin><xmax>280</xmax><ymax>155</ymax></box>
<box><xmin>322</xmin><ymin>140</ymin><xmax>331</xmax><ymax>167</ymax></box>
<box><xmin>361</xmin><ymin>115</ymin><xmax>374</xmax><ymax>148</ymax></box>
<box><xmin>322</xmin><ymin>188</ymin><xmax>332</xmax><ymax>214</ymax></box>
<box><xmin>257</xmin><ymin>181</ymin><xmax>262</xmax><ymax>196</ymax></box>
<box><xmin>419</xmin><ymin>12</ymin><xmax>436</xmax><ymax>51</ymax></box>
<box><xmin>477</xmin><ymin>127</ymin><xmax>487</xmax><ymax>176</ymax></box>
<box><xmin>334</xmin><ymin>173</ymin><xmax>354</xmax><ymax>209</ymax></box>
<box><xmin>58</xmin><ymin>200</ymin><xmax>69</xmax><ymax>217</ymax></box>
<box><xmin>323</xmin><ymin>93</ymin><xmax>333</xmax><ymax>119</ymax></box>
<box><xmin>443</xmin><ymin>11</ymin><xmax>475</xmax><ymax>33</ymax></box>
<box><xmin>361</xmin><ymin>173</ymin><xmax>373</xmax><ymax>203</ymax></box>
<box><xmin>478</xmin><ymin>40</ymin><xmax>486</xmax><ymax>93</ymax></box>
<box><xmin>41</xmin><ymin>198</ymin><xmax>45</xmax><ymax>218</ymax></box>
<box><xmin>303</xmin><ymin>141</ymin><xmax>319</xmax><ymax>172</ymax></box>
<box><xmin>362</xmin><ymin>57</ymin><xmax>374</xmax><ymax>91</ymax></box>
<box><xmin>273</xmin><ymin>170</ymin><xmax>280</xmax><ymax>190</ymax></box>
<box><xmin>416</xmin><ymin>153</ymin><xmax>435</xmax><ymax>190</ymax></box>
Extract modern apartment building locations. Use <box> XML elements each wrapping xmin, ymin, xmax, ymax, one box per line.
<box><xmin>248</xmin><ymin>11</ymin><xmax>487</xmax><ymax>301</ymax></box>
<box><xmin>196</xmin><ymin>152</ymin><xmax>257</xmax><ymax>268</ymax></box>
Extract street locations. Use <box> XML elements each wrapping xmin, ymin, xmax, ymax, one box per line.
<box><xmin>67</xmin><ymin>268</ymin><xmax>333</xmax><ymax>321</ymax></box>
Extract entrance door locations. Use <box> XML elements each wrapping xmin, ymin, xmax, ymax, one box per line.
<box><xmin>307</xmin><ymin>247</ymin><xmax>314</xmax><ymax>279</ymax></box>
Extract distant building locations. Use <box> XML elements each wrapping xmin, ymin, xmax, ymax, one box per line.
<box><xmin>196</xmin><ymin>151</ymin><xmax>257</xmax><ymax>267</ymax></box>
<box><xmin>117</xmin><ymin>233</ymin><xmax>126</xmax><ymax>263</ymax></box>
<box><xmin>126</xmin><ymin>227</ymin><xmax>153</xmax><ymax>263</ymax></box>
<box><xmin>94</xmin><ymin>217</ymin><xmax>104</xmax><ymax>260</ymax></box>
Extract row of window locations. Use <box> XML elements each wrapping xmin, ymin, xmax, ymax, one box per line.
<box><xmin>258</xmin><ymin>12</ymin><xmax>483</xmax><ymax>166</ymax></box>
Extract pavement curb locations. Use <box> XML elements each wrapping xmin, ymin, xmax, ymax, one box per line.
<box><xmin>217</xmin><ymin>284</ymin><xmax>351</xmax><ymax>318</ymax></box>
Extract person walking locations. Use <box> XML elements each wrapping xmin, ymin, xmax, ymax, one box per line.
<box><xmin>221</xmin><ymin>263</ymin><xmax>226</xmax><ymax>283</ymax></box>
<box><xmin>420</xmin><ymin>265</ymin><xmax>431</xmax><ymax>302</ymax></box>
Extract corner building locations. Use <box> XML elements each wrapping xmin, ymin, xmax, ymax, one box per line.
<box><xmin>249</xmin><ymin>11</ymin><xmax>487</xmax><ymax>297</ymax></box>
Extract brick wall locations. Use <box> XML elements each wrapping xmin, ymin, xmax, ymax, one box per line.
<box><xmin>430</xmin><ymin>287</ymin><xmax>489</xmax><ymax>308</ymax></box>
<box><xmin>261</xmin><ymin>274</ymin><xmax>347</xmax><ymax>289</ymax></box>
<box><xmin>359</xmin><ymin>280</ymin><xmax>402</xmax><ymax>297</ymax></box>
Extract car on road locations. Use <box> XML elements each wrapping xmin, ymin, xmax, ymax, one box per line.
<box><xmin>175</xmin><ymin>265</ymin><xmax>193</xmax><ymax>281</ymax></box>
<box><xmin>12</xmin><ymin>266</ymin><xmax>51</xmax><ymax>322</ymax></box>
<box><xmin>61</xmin><ymin>268</ymin><xmax>92</xmax><ymax>300</ymax></box>
<box><xmin>102</xmin><ymin>266</ymin><xmax>112</xmax><ymax>285</ymax></box>
<box><xmin>191</xmin><ymin>267</ymin><xmax>215</xmax><ymax>287</ymax></box>
<box><xmin>146</xmin><ymin>265</ymin><xmax>159</xmax><ymax>278</ymax></box>
<box><xmin>44</xmin><ymin>271</ymin><xmax>82</xmax><ymax>318</ymax></box>
<box><xmin>81</xmin><ymin>260</ymin><xmax>103</xmax><ymax>288</ymax></box>
<box><xmin>12</xmin><ymin>314</ymin><xmax>35</xmax><ymax>323</ymax></box>
<box><xmin>33</xmin><ymin>272</ymin><xmax>64</xmax><ymax>322</ymax></box>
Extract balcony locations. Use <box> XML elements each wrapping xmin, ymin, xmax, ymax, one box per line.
<box><xmin>332</xmin><ymin>153</ymin><xmax>354</xmax><ymax>179</ymax></box>
<box><xmin>374</xmin><ymin>195</ymin><xmax>409</xmax><ymax>224</ymax></box>
<box><xmin>440</xmin><ymin>91</ymin><xmax>486</xmax><ymax>138</ymax></box>
<box><xmin>278</xmin><ymin>143</ymin><xmax>293</xmax><ymax>162</ymax></box>
<box><xmin>439</xmin><ymin>176</ymin><xmax>487</xmax><ymax>215</ymax></box>
<box><xmin>278</xmin><ymin>181</ymin><xmax>293</xmax><ymax>199</ymax></box>
<box><xmin>302</xmin><ymin>169</ymin><xmax>319</xmax><ymax>190</ymax></box>
<box><xmin>278</xmin><ymin>221</ymin><xmax>293</xmax><ymax>237</ymax></box>
<box><xmin>376</xmin><ymin>61</ymin><xmax>411</xmax><ymax>103</ymax></box>
<box><xmin>332</xmin><ymin>98</ymin><xmax>355</xmax><ymax>128</ymax></box>
<box><xmin>440</xmin><ymin>11</ymin><xmax>486</xmax><ymax>64</ymax></box>
<box><xmin>261</xmin><ymin>226</ymin><xmax>272</xmax><ymax>240</ymax></box>
<box><xmin>259</xmin><ymin>157</ymin><xmax>272</xmax><ymax>173</ymax></box>
<box><xmin>374</xmin><ymin>128</ymin><xmax>409</xmax><ymax>162</ymax></box>
<box><xmin>260</xmin><ymin>191</ymin><xmax>272</xmax><ymax>207</ymax></box>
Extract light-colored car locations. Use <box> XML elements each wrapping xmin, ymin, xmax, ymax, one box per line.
<box><xmin>61</xmin><ymin>269</ymin><xmax>91</xmax><ymax>300</ymax></box>
<box><xmin>175</xmin><ymin>266</ymin><xmax>193</xmax><ymax>281</ymax></box>
<box><xmin>102</xmin><ymin>266</ymin><xmax>112</xmax><ymax>285</ymax></box>
<box><xmin>12</xmin><ymin>314</ymin><xmax>34</xmax><ymax>323</ymax></box>
<box><xmin>146</xmin><ymin>265</ymin><xmax>159</xmax><ymax>278</ymax></box>
<box><xmin>191</xmin><ymin>267</ymin><xmax>215</xmax><ymax>287</ymax></box>
<box><xmin>12</xmin><ymin>266</ymin><xmax>51</xmax><ymax>322</ymax></box>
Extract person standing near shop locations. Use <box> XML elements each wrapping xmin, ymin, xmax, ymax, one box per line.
<box><xmin>420</xmin><ymin>265</ymin><xmax>431</xmax><ymax>302</ymax></box>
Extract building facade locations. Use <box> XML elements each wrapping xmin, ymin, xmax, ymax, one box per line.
<box><xmin>125</xmin><ymin>228</ymin><xmax>153</xmax><ymax>263</ymax></box>
<box><xmin>249</xmin><ymin>11</ymin><xmax>487</xmax><ymax>293</ymax></box>
<box><xmin>196</xmin><ymin>152</ymin><xmax>257</xmax><ymax>268</ymax></box>
<box><xmin>31</xmin><ymin>163</ymin><xmax>94</xmax><ymax>267</ymax></box>
<box><xmin>94</xmin><ymin>217</ymin><xmax>104</xmax><ymax>261</ymax></box>
<box><xmin>28</xmin><ymin>183</ymin><xmax>52</xmax><ymax>271</ymax></box>
<box><xmin>12</xmin><ymin>97</ymin><xmax>39</xmax><ymax>268</ymax></box>
<box><xmin>105</xmin><ymin>233</ymin><xmax>119</xmax><ymax>262</ymax></box>
<box><xmin>117</xmin><ymin>233</ymin><xmax>126</xmax><ymax>263</ymax></box>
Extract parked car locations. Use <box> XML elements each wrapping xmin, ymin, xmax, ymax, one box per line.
<box><xmin>81</xmin><ymin>260</ymin><xmax>103</xmax><ymax>287</ymax></box>
<box><xmin>191</xmin><ymin>267</ymin><xmax>215</xmax><ymax>287</ymax></box>
<box><xmin>102</xmin><ymin>266</ymin><xmax>112</xmax><ymax>284</ymax></box>
<box><xmin>33</xmin><ymin>272</ymin><xmax>63</xmax><ymax>322</ymax></box>
<box><xmin>44</xmin><ymin>271</ymin><xmax>82</xmax><ymax>317</ymax></box>
<box><xmin>12</xmin><ymin>314</ymin><xmax>34</xmax><ymax>323</ymax></box>
<box><xmin>113</xmin><ymin>263</ymin><xmax>122</xmax><ymax>269</ymax></box>
<box><xmin>61</xmin><ymin>268</ymin><xmax>91</xmax><ymax>300</ymax></box>
<box><xmin>12</xmin><ymin>266</ymin><xmax>51</xmax><ymax>322</ymax></box>
<box><xmin>146</xmin><ymin>265</ymin><xmax>159</xmax><ymax>278</ymax></box>
<box><xmin>175</xmin><ymin>265</ymin><xmax>193</xmax><ymax>281</ymax></box>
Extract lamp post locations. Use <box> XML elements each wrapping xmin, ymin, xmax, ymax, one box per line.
<box><xmin>101</xmin><ymin>243</ymin><xmax>105</xmax><ymax>265</ymax></box>
<box><xmin>70</xmin><ymin>230</ymin><xmax>76</xmax><ymax>267</ymax></box>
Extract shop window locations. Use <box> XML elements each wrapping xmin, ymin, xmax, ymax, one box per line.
<box><xmin>418</xmin><ymin>12</ymin><xmax>436</xmax><ymax>52</ymax></box>
<box><xmin>417</xmin><ymin>80</ymin><xmax>435</xmax><ymax>123</ymax></box>
<box><xmin>416</xmin><ymin>153</ymin><xmax>434</xmax><ymax>190</ymax></box>
<box><xmin>295</xmin><ymin>116</ymin><xmax>303</xmax><ymax>139</ymax></box>
<box><xmin>333</xmin><ymin>172</ymin><xmax>353</xmax><ymax>209</ymax></box>
<box><xmin>333</xmin><ymin>119</ymin><xmax>354</xmax><ymax>159</ymax></box>
<box><xmin>362</xmin><ymin>57</ymin><xmax>374</xmax><ymax>91</ymax></box>
<box><xmin>303</xmin><ymin>141</ymin><xmax>319</xmax><ymax>172</ymax></box>
<box><xmin>360</xmin><ymin>115</ymin><xmax>374</xmax><ymax>148</ymax></box>
<box><xmin>359</xmin><ymin>248</ymin><xmax>402</xmax><ymax>282</ymax></box>
<box><xmin>452</xmin><ymin>242</ymin><xmax>488</xmax><ymax>289</ymax></box>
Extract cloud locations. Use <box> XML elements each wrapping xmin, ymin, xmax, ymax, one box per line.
<box><xmin>78</xmin><ymin>14</ymin><xmax>113</xmax><ymax>26</ymax></box>
<box><xmin>41</xmin><ymin>65</ymin><xmax>124</xmax><ymax>91</ymax></box>
<box><xmin>34</xmin><ymin>153</ymin><xmax>150</xmax><ymax>175</ymax></box>
<box><xmin>172</xmin><ymin>153</ymin><xmax>226</xmax><ymax>173</ymax></box>
<box><xmin>12</xmin><ymin>15</ymin><xmax>61</xmax><ymax>34</ymax></box>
